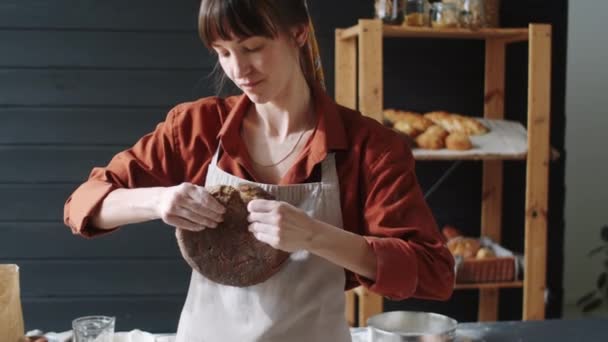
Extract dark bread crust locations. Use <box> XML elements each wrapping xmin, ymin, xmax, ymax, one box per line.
<box><xmin>176</xmin><ymin>184</ymin><xmax>290</xmax><ymax>287</ymax></box>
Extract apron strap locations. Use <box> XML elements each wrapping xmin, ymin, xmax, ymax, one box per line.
<box><xmin>209</xmin><ymin>145</ymin><xmax>221</xmax><ymax>169</ymax></box>
<box><xmin>320</xmin><ymin>153</ymin><xmax>338</xmax><ymax>185</ymax></box>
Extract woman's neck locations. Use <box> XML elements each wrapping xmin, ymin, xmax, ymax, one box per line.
<box><xmin>250</xmin><ymin>73</ymin><xmax>314</xmax><ymax>140</ymax></box>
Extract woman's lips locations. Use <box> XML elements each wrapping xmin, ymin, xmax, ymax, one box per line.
<box><xmin>240</xmin><ymin>80</ymin><xmax>263</xmax><ymax>89</ymax></box>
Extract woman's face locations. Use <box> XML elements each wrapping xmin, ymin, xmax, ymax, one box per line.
<box><xmin>211</xmin><ymin>29</ymin><xmax>304</xmax><ymax>104</ymax></box>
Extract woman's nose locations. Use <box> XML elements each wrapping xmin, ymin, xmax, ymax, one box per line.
<box><xmin>232</xmin><ymin>54</ymin><xmax>251</xmax><ymax>78</ymax></box>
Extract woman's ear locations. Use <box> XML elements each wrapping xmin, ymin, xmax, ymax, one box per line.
<box><xmin>291</xmin><ymin>24</ymin><xmax>309</xmax><ymax>48</ymax></box>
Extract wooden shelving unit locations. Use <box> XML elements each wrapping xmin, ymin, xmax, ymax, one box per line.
<box><xmin>335</xmin><ymin>20</ymin><xmax>552</xmax><ymax>327</ymax></box>
<box><xmin>455</xmin><ymin>281</ymin><xmax>524</xmax><ymax>290</ymax></box>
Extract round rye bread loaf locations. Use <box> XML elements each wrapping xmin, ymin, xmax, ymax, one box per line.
<box><xmin>176</xmin><ymin>184</ymin><xmax>290</xmax><ymax>287</ymax></box>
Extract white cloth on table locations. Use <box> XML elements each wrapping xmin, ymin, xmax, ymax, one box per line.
<box><xmin>28</xmin><ymin>329</ymin><xmax>369</xmax><ymax>342</ymax></box>
<box><xmin>27</xmin><ymin>329</ymin><xmax>166</xmax><ymax>342</ymax></box>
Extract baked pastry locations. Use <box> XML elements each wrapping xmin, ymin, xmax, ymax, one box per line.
<box><xmin>393</xmin><ymin>120</ymin><xmax>420</xmax><ymax>137</ymax></box>
<box><xmin>447</xmin><ymin>238</ymin><xmax>481</xmax><ymax>259</ymax></box>
<box><xmin>424</xmin><ymin>111</ymin><xmax>489</xmax><ymax>135</ymax></box>
<box><xmin>384</xmin><ymin>109</ymin><xmax>434</xmax><ymax>132</ymax></box>
<box><xmin>476</xmin><ymin>247</ymin><xmax>496</xmax><ymax>259</ymax></box>
<box><xmin>383</xmin><ymin>108</ymin><xmax>399</xmax><ymax>125</ymax></box>
<box><xmin>176</xmin><ymin>184</ymin><xmax>290</xmax><ymax>287</ymax></box>
<box><xmin>415</xmin><ymin>125</ymin><xmax>448</xmax><ymax>149</ymax></box>
<box><xmin>383</xmin><ymin>108</ymin><xmax>402</xmax><ymax>124</ymax></box>
<box><xmin>445</xmin><ymin>132</ymin><xmax>473</xmax><ymax>150</ymax></box>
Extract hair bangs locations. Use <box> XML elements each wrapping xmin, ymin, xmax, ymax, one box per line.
<box><xmin>199</xmin><ymin>0</ymin><xmax>281</xmax><ymax>49</ymax></box>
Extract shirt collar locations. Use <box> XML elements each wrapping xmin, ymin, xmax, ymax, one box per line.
<box><xmin>217</xmin><ymin>82</ymin><xmax>348</xmax><ymax>167</ymax></box>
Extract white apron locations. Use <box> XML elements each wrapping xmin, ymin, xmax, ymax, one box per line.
<box><xmin>175</xmin><ymin>147</ymin><xmax>352</xmax><ymax>342</ymax></box>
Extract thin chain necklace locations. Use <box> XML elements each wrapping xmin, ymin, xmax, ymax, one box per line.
<box><xmin>250</xmin><ymin>128</ymin><xmax>308</xmax><ymax>168</ymax></box>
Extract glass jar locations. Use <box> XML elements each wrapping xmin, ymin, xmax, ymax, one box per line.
<box><xmin>375</xmin><ymin>0</ymin><xmax>404</xmax><ymax>25</ymax></box>
<box><xmin>403</xmin><ymin>0</ymin><xmax>427</xmax><ymax>27</ymax></box>
<box><xmin>430</xmin><ymin>2</ymin><xmax>460</xmax><ymax>29</ymax></box>
<box><xmin>483</xmin><ymin>0</ymin><xmax>501</xmax><ymax>27</ymax></box>
<box><xmin>460</xmin><ymin>0</ymin><xmax>485</xmax><ymax>29</ymax></box>
<box><xmin>442</xmin><ymin>0</ymin><xmax>463</xmax><ymax>7</ymax></box>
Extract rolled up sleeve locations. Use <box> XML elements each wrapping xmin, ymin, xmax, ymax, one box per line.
<box><xmin>356</xmin><ymin>142</ymin><xmax>455</xmax><ymax>301</ymax></box>
<box><xmin>63</xmin><ymin>108</ymin><xmax>183</xmax><ymax>238</ymax></box>
<box><xmin>64</xmin><ymin>179</ymin><xmax>118</xmax><ymax>238</ymax></box>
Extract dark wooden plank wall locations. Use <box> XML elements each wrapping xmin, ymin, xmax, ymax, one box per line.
<box><xmin>0</xmin><ymin>0</ymin><xmax>208</xmax><ymax>333</ymax></box>
<box><xmin>0</xmin><ymin>0</ymin><xmax>566</xmax><ymax>333</ymax></box>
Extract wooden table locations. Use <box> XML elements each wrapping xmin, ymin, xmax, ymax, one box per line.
<box><xmin>455</xmin><ymin>318</ymin><xmax>608</xmax><ymax>341</ymax></box>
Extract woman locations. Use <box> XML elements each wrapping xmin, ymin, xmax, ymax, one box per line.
<box><xmin>64</xmin><ymin>0</ymin><xmax>455</xmax><ymax>341</ymax></box>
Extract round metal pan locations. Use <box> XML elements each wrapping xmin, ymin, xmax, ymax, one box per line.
<box><xmin>367</xmin><ymin>311</ymin><xmax>458</xmax><ymax>342</ymax></box>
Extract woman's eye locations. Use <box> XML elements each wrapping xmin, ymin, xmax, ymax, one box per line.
<box><xmin>216</xmin><ymin>50</ymin><xmax>229</xmax><ymax>58</ymax></box>
<box><xmin>244</xmin><ymin>45</ymin><xmax>263</xmax><ymax>53</ymax></box>
<box><xmin>212</xmin><ymin>48</ymin><xmax>230</xmax><ymax>58</ymax></box>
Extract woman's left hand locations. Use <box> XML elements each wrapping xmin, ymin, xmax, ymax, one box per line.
<box><xmin>247</xmin><ymin>199</ymin><xmax>319</xmax><ymax>252</ymax></box>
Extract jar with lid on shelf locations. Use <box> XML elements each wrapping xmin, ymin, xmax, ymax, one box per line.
<box><xmin>441</xmin><ymin>0</ymin><xmax>463</xmax><ymax>12</ymax></box>
<box><xmin>402</xmin><ymin>0</ymin><xmax>428</xmax><ymax>27</ymax></box>
<box><xmin>460</xmin><ymin>0</ymin><xmax>485</xmax><ymax>29</ymax></box>
<box><xmin>483</xmin><ymin>0</ymin><xmax>501</xmax><ymax>27</ymax></box>
<box><xmin>430</xmin><ymin>2</ymin><xmax>460</xmax><ymax>29</ymax></box>
<box><xmin>374</xmin><ymin>0</ymin><xmax>405</xmax><ymax>25</ymax></box>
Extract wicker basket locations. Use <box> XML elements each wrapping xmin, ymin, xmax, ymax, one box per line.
<box><xmin>456</xmin><ymin>256</ymin><xmax>516</xmax><ymax>283</ymax></box>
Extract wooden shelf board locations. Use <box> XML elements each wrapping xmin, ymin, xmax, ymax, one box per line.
<box><xmin>338</xmin><ymin>25</ymin><xmax>360</xmax><ymax>40</ymax></box>
<box><xmin>384</xmin><ymin>26</ymin><xmax>529</xmax><ymax>41</ymax></box>
<box><xmin>455</xmin><ymin>281</ymin><xmax>524</xmax><ymax>290</ymax></box>
<box><xmin>414</xmin><ymin>153</ymin><xmax>526</xmax><ymax>161</ymax></box>
<box><xmin>338</xmin><ymin>24</ymin><xmax>529</xmax><ymax>42</ymax></box>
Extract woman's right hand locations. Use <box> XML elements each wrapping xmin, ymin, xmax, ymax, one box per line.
<box><xmin>156</xmin><ymin>183</ymin><xmax>226</xmax><ymax>232</ymax></box>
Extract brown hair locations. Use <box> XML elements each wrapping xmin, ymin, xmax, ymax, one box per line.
<box><xmin>198</xmin><ymin>0</ymin><xmax>314</xmax><ymax>92</ymax></box>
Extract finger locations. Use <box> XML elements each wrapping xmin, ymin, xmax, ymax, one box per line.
<box><xmin>200</xmin><ymin>191</ymin><xmax>226</xmax><ymax>215</ymax></box>
<box><xmin>186</xmin><ymin>185</ymin><xmax>226</xmax><ymax>215</ymax></box>
<box><xmin>247</xmin><ymin>199</ymin><xmax>279</xmax><ymax>213</ymax></box>
<box><xmin>166</xmin><ymin>215</ymin><xmax>205</xmax><ymax>232</ymax></box>
<box><xmin>182</xmin><ymin>197</ymin><xmax>224</xmax><ymax>223</ymax></box>
<box><xmin>251</xmin><ymin>231</ymin><xmax>279</xmax><ymax>248</ymax></box>
<box><xmin>177</xmin><ymin>205</ymin><xmax>221</xmax><ymax>229</ymax></box>
<box><xmin>196</xmin><ymin>187</ymin><xmax>226</xmax><ymax>215</ymax></box>
<box><xmin>247</xmin><ymin>211</ymin><xmax>278</xmax><ymax>225</ymax></box>
<box><xmin>170</xmin><ymin>204</ymin><xmax>218</xmax><ymax>228</ymax></box>
<box><xmin>248</xmin><ymin>222</ymin><xmax>278</xmax><ymax>235</ymax></box>
<box><xmin>169</xmin><ymin>202</ymin><xmax>219</xmax><ymax>228</ymax></box>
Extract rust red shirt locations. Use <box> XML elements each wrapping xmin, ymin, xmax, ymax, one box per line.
<box><xmin>64</xmin><ymin>85</ymin><xmax>454</xmax><ymax>301</ymax></box>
